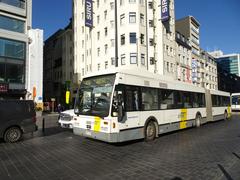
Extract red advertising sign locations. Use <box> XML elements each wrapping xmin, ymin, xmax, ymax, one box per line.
<box><xmin>0</xmin><ymin>84</ymin><xmax>8</xmax><ymax>93</ymax></box>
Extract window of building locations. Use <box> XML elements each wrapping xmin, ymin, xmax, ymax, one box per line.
<box><xmin>97</xmin><ymin>48</ymin><xmax>100</xmax><ymax>56</ymax></box>
<box><xmin>111</xmin><ymin>39</ymin><xmax>115</xmax><ymax>47</ymax></box>
<box><xmin>0</xmin><ymin>15</ymin><xmax>25</xmax><ymax>33</ymax></box>
<box><xmin>129</xmin><ymin>0</ymin><xmax>136</xmax><ymax>3</ymax></box>
<box><xmin>82</xmin><ymin>54</ymin><xmax>84</xmax><ymax>62</ymax></box>
<box><xmin>97</xmin><ymin>0</ymin><xmax>100</xmax><ymax>8</ymax></box>
<box><xmin>0</xmin><ymin>38</ymin><xmax>25</xmax><ymax>60</ymax></box>
<box><xmin>105</xmin><ymin>44</ymin><xmax>108</xmax><ymax>54</ymax></box>
<box><xmin>149</xmin><ymin>20</ymin><xmax>154</xmax><ymax>27</ymax></box>
<box><xmin>148</xmin><ymin>2</ymin><xmax>153</xmax><ymax>9</ymax></box>
<box><xmin>105</xmin><ymin>61</ymin><xmax>108</xmax><ymax>69</ymax></box>
<box><xmin>149</xmin><ymin>38</ymin><xmax>154</xmax><ymax>46</ymax></box>
<box><xmin>140</xmin><ymin>14</ymin><xmax>144</xmax><ymax>25</ymax></box>
<box><xmin>110</xmin><ymin>20</ymin><xmax>114</xmax><ymax>28</ymax></box>
<box><xmin>104</xmin><ymin>27</ymin><xmax>108</xmax><ymax>36</ymax></box>
<box><xmin>97</xmin><ymin>31</ymin><xmax>100</xmax><ymax>40</ymax></box>
<box><xmin>104</xmin><ymin>10</ymin><xmax>107</xmax><ymax>20</ymax></box>
<box><xmin>140</xmin><ymin>33</ymin><xmax>144</xmax><ymax>44</ymax></box>
<box><xmin>141</xmin><ymin>54</ymin><xmax>145</xmax><ymax>65</ymax></box>
<box><xmin>120</xmin><ymin>0</ymin><xmax>124</xmax><ymax>6</ymax></box>
<box><xmin>97</xmin><ymin>63</ymin><xmax>100</xmax><ymax>70</ymax></box>
<box><xmin>121</xmin><ymin>34</ymin><xmax>125</xmax><ymax>45</ymax></box>
<box><xmin>110</xmin><ymin>2</ymin><xmax>114</xmax><ymax>10</ymax></box>
<box><xmin>130</xmin><ymin>53</ymin><xmax>137</xmax><ymax>64</ymax></box>
<box><xmin>129</xmin><ymin>32</ymin><xmax>136</xmax><ymax>43</ymax></box>
<box><xmin>120</xmin><ymin>14</ymin><xmax>125</xmax><ymax>25</ymax></box>
<box><xmin>97</xmin><ymin>16</ymin><xmax>100</xmax><ymax>24</ymax></box>
<box><xmin>111</xmin><ymin>57</ymin><xmax>115</xmax><ymax>65</ymax></box>
<box><xmin>129</xmin><ymin>12</ymin><xmax>136</xmax><ymax>23</ymax></box>
<box><xmin>121</xmin><ymin>54</ymin><xmax>126</xmax><ymax>65</ymax></box>
<box><xmin>82</xmin><ymin>12</ymin><xmax>84</xmax><ymax>20</ymax></box>
<box><xmin>5</xmin><ymin>63</ymin><xmax>24</xmax><ymax>83</ymax></box>
<box><xmin>139</xmin><ymin>0</ymin><xmax>144</xmax><ymax>5</ymax></box>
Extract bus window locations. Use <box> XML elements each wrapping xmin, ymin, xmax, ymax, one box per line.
<box><xmin>142</xmin><ymin>88</ymin><xmax>158</xmax><ymax>110</ymax></box>
<box><xmin>182</xmin><ymin>91</ymin><xmax>193</xmax><ymax>108</ymax></box>
<box><xmin>125</xmin><ymin>86</ymin><xmax>139</xmax><ymax>112</ymax></box>
<box><xmin>161</xmin><ymin>90</ymin><xmax>175</xmax><ymax>109</ymax></box>
<box><xmin>192</xmin><ymin>93</ymin><xmax>200</xmax><ymax>108</ymax></box>
<box><xmin>112</xmin><ymin>85</ymin><xmax>124</xmax><ymax>117</ymax></box>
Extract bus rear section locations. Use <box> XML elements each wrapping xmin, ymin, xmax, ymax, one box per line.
<box><xmin>208</xmin><ymin>90</ymin><xmax>231</xmax><ymax>121</ymax></box>
<box><xmin>231</xmin><ymin>93</ymin><xmax>240</xmax><ymax>112</ymax></box>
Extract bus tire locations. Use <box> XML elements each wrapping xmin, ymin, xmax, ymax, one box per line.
<box><xmin>144</xmin><ymin>121</ymin><xmax>156</xmax><ymax>142</ymax></box>
<box><xmin>224</xmin><ymin>111</ymin><xmax>228</xmax><ymax>120</ymax></box>
<box><xmin>195</xmin><ymin>114</ymin><xmax>202</xmax><ymax>128</ymax></box>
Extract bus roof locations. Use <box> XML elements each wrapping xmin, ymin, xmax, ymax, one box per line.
<box><xmin>83</xmin><ymin>68</ymin><xmax>206</xmax><ymax>93</ymax></box>
<box><xmin>82</xmin><ymin>68</ymin><xmax>230</xmax><ymax>95</ymax></box>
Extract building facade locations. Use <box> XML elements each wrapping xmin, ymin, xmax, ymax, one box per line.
<box><xmin>217</xmin><ymin>64</ymin><xmax>240</xmax><ymax>93</ymax></box>
<box><xmin>200</xmin><ymin>49</ymin><xmax>218</xmax><ymax>90</ymax></box>
<box><xmin>216</xmin><ymin>54</ymin><xmax>240</xmax><ymax>77</ymax></box>
<box><xmin>73</xmin><ymin>0</ymin><xmax>180</xmax><ymax>81</ymax></box>
<box><xmin>176</xmin><ymin>16</ymin><xmax>201</xmax><ymax>86</ymax></box>
<box><xmin>0</xmin><ymin>0</ymin><xmax>32</xmax><ymax>99</ymax></box>
<box><xmin>43</xmin><ymin>21</ymin><xmax>75</xmax><ymax>106</ymax></box>
<box><xmin>162</xmin><ymin>0</ymin><xmax>177</xmax><ymax>79</ymax></box>
<box><xmin>27</xmin><ymin>29</ymin><xmax>43</xmax><ymax>107</ymax></box>
<box><xmin>175</xmin><ymin>31</ymin><xmax>192</xmax><ymax>83</ymax></box>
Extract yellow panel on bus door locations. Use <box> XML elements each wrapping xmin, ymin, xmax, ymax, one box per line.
<box><xmin>180</xmin><ymin>109</ymin><xmax>187</xmax><ymax>129</ymax></box>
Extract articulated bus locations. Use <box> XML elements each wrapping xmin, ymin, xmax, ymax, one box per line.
<box><xmin>73</xmin><ymin>69</ymin><xmax>231</xmax><ymax>142</ymax></box>
<box><xmin>231</xmin><ymin>93</ymin><xmax>240</xmax><ymax>112</ymax></box>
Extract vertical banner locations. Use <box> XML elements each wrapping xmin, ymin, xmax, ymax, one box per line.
<box><xmin>161</xmin><ymin>0</ymin><xmax>170</xmax><ymax>22</ymax></box>
<box><xmin>85</xmin><ymin>0</ymin><xmax>93</xmax><ymax>27</ymax></box>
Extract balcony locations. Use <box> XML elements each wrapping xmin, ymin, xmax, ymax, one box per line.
<box><xmin>0</xmin><ymin>0</ymin><xmax>25</xmax><ymax>9</ymax></box>
<box><xmin>0</xmin><ymin>0</ymin><xmax>26</xmax><ymax>17</ymax></box>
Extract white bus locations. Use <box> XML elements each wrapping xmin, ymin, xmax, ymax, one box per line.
<box><xmin>73</xmin><ymin>69</ymin><xmax>231</xmax><ymax>142</ymax></box>
<box><xmin>231</xmin><ymin>93</ymin><xmax>240</xmax><ymax>112</ymax></box>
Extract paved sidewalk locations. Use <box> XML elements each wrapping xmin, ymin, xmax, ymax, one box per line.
<box><xmin>0</xmin><ymin>115</ymin><xmax>240</xmax><ymax>180</ymax></box>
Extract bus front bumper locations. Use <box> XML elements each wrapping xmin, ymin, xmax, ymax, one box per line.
<box><xmin>73</xmin><ymin>127</ymin><xmax>119</xmax><ymax>143</ymax></box>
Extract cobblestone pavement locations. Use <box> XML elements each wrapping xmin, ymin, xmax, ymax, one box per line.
<box><xmin>0</xmin><ymin>114</ymin><xmax>240</xmax><ymax>180</ymax></box>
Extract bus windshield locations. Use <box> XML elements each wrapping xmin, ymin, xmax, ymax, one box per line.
<box><xmin>74</xmin><ymin>74</ymin><xmax>115</xmax><ymax>117</ymax></box>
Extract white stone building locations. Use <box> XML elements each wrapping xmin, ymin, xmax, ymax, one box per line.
<box><xmin>27</xmin><ymin>29</ymin><xmax>44</xmax><ymax>106</ymax></box>
<box><xmin>73</xmin><ymin>0</ymin><xmax>178</xmax><ymax>81</ymax></box>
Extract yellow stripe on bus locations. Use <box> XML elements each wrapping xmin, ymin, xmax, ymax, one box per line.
<box><xmin>94</xmin><ymin>117</ymin><xmax>101</xmax><ymax>132</ymax></box>
<box><xmin>180</xmin><ymin>109</ymin><xmax>187</xmax><ymax>129</ymax></box>
<box><xmin>227</xmin><ymin>105</ymin><xmax>231</xmax><ymax>119</ymax></box>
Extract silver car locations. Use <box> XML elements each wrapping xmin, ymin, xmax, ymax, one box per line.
<box><xmin>58</xmin><ymin>109</ymin><xmax>75</xmax><ymax>129</ymax></box>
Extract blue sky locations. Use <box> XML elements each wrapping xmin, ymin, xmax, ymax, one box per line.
<box><xmin>33</xmin><ymin>0</ymin><xmax>240</xmax><ymax>54</ymax></box>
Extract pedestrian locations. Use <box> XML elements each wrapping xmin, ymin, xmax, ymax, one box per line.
<box><xmin>57</xmin><ymin>103</ymin><xmax>62</xmax><ymax>113</ymax></box>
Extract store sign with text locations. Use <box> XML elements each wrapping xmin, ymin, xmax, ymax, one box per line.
<box><xmin>85</xmin><ymin>0</ymin><xmax>93</xmax><ymax>27</ymax></box>
<box><xmin>161</xmin><ymin>0</ymin><xmax>170</xmax><ymax>22</ymax></box>
<box><xmin>0</xmin><ymin>83</ymin><xmax>8</xmax><ymax>93</ymax></box>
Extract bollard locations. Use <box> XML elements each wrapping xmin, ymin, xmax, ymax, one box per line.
<box><xmin>42</xmin><ymin>118</ymin><xmax>45</xmax><ymax>133</ymax></box>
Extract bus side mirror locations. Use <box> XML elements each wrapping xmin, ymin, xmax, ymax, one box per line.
<box><xmin>118</xmin><ymin>105</ymin><xmax>124</xmax><ymax>122</ymax></box>
<box><xmin>74</xmin><ymin>107</ymin><xmax>80</xmax><ymax>116</ymax></box>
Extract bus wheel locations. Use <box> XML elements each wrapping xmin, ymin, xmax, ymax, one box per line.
<box><xmin>145</xmin><ymin>121</ymin><xmax>156</xmax><ymax>142</ymax></box>
<box><xmin>224</xmin><ymin>111</ymin><xmax>228</xmax><ymax>120</ymax></box>
<box><xmin>195</xmin><ymin>114</ymin><xmax>201</xmax><ymax>128</ymax></box>
<box><xmin>4</xmin><ymin>127</ymin><xmax>22</xmax><ymax>143</ymax></box>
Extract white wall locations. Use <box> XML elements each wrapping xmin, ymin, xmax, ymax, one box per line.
<box><xmin>27</xmin><ymin>29</ymin><xmax>44</xmax><ymax>104</ymax></box>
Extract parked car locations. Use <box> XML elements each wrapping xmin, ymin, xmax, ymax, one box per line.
<box><xmin>0</xmin><ymin>100</ymin><xmax>38</xmax><ymax>143</ymax></box>
<box><xmin>58</xmin><ymin>109</ymin><xmax>75</xmax><ymax>129</ymax></box>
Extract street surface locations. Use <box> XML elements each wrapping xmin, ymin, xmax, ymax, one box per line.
<box><xmin>0</xmin><ymin>114</ymin><xmax>240</xmax><ymax>180</ymax></box>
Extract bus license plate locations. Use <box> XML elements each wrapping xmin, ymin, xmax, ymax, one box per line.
<box><xmin>86</xmin><ymin>130</ymin><xmax>91</xmax><ymax>136</ymax></box>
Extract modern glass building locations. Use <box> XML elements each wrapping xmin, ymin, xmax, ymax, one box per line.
<box><xmin>216</xmin><ymin>54</ymin><xmax>240</xmax><ymax>77</ymax></box>
<box><xmin>0</xmin><ymin>0</ymin><xmax>32</xmax><ymax>99</ymax></box>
